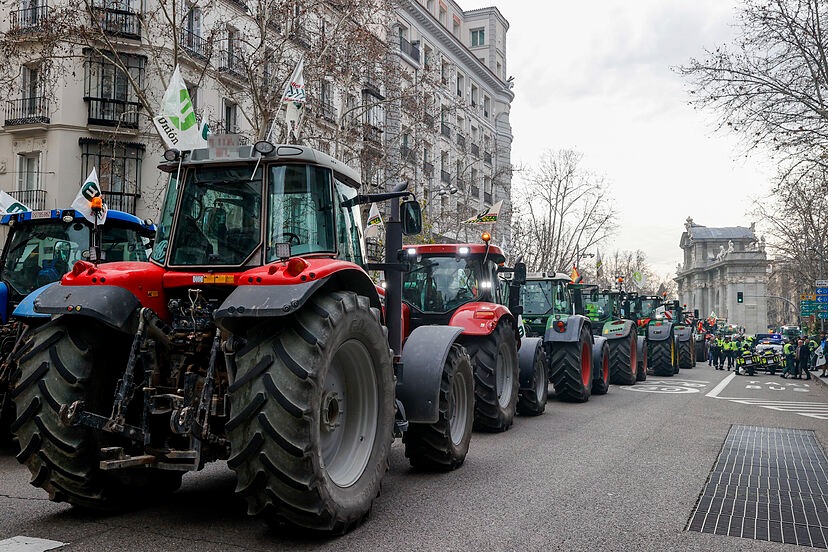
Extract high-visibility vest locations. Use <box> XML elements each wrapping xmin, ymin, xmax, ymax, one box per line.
<box><xmin>784</xmin><ymin>343</ymin><xmax>794</xmax><ymax>355</ymax></box>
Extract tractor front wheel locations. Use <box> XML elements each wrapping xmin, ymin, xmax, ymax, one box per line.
<box><xmin>609</xmin><ymin>333</ymin><xmax>637</xmax><ymax>385</ymax></box>
<box><xmin>549</xmin><ymin>326</ymin><xmax>593</xmax><ymax>403</ymax></box>
<box><xmin>516</xmin><ymin>344</ymin><xmax>548</xmax><ymax>416</ymax></box>
<box><xmin>226</xmin><ymin>291</ymin><xmax>394</xmax><ymax>534</ymax></box>
<box><xmin>678</xmin><ymin>340</ymin><xmax>693</xmax><ymax>369</ymax></box>
<box><xmin>463</xmin><ymin>320</ymin><xmax>519</xmax><ymax>432</ymax></box>
<box><xmin>650</xmin><ymin>339</ymin><xmax>675</xmax><ymax>377</ymax></box>
<box><xmin>591</xmin><ymin>339</ymin><xmax>610</xmax><ymax>395</ymax></box>
<box><xmin>404</xmin><ymin>343</ymin><xmax>474</xmax><ymax>470</ymax></box>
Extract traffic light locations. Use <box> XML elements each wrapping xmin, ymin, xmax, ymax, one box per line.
<box><xmin>737</xmin><ymin>291</ymin><xmax>744</xmax><ymax>303</ymax></box>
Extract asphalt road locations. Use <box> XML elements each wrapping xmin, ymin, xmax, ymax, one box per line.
<box><xmin>1</xmin><ymin>363</ymin><xmax>826</xmax><ymax>552</ymax></box>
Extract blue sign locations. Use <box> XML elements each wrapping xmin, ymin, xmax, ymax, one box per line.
<box><xmin>817</xmin><ymin>287</ymin><xmax>828</xmax><ymax>295</ymax></box>
<box><xmin>819</xmin><ymin>312</ymin><xmax>828</xmax><ymax>319</ymax></box>
<box><xmin>818</xmin><ymin>296</ymin><xmax>828</xmax><ymax>303</ymax></box>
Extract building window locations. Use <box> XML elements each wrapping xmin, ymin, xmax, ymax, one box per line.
<box><xmin>471</xmin><ymin>28</ymin><xmax>484</xmax><ymax>46</ymax></box>
<box><xmin>441</xmin><ymin>60</ymin><xmax>450</xmax><ymax>85</ymax></box>
<box><xmin>426</xmin><ymin>0</ymin><xmax>433</xmax><ymax>12</ymax></box>
<box><xmin>439</xmin><ymin>6</ymin><xmax>446</xmax><ymax>26</ymax></box>
<box><xmin>83</xmin><ymin>51</ymin><xmax>145</xmax><ymax>128</ymax></box>
<box><xmin>452</xmin><ymin>15</ymin><xmax>460</xmax><ymax>37</ymax></box>
<box><xmin>470</xmin><ymin>83</ymin><xmax>478</xmax><ymax>107</ymax></box>
<box><xmin>483</xmin><ymin>95</ymin><xmax>491</xmax><ymax>118</ymax></box>
<box><xmin>79</xmin><ymin>138</ymin><xmax>144</xmax><ymax>213</ymax></box>
<box><xmin>182</xmin><ymin>7</ymin><xmax>206</xmax><ymax>58</ymax></box>
<box><xmin>185</xmin><ymin>81</ymin><xmax>199</xmax><ymax>111</ymax></box>
<box><xmin>223</xmin><ymin>99</ymin><xmax>238</xmax><ymax>133</ymax></box>
<box><xmin>456</xmin><ymin>73</ymin><xmax>464</xmax><ymax>97</ymax></box>
<box><xmin>17</xmin><ymin>152</ymin><xmax>40</xmax><ymax>192</ymax></box>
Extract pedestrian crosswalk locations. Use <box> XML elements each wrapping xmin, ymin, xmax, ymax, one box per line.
<box><xmin>725</xmin><ymin>398</ymin><xmax>828</xmax><ymax>420</ymax></box>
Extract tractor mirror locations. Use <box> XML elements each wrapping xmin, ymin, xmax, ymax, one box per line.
<box><xmin>512</xmin><ymin>261</ymin><xmax>527</xmax><ymax>285</ymax></box>
<box><xmin>400</xmin><ymin>200</ymin><xmax>422</xmax><ymax>235</ymax></box>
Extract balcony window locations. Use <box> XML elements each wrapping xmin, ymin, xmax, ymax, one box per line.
<box><xmin>471</xmin><ymin>28</ymin><xmax>484</xmax><ymax>47</ymax></box>
<box><xmin>456</xmin><ymin>74</ymin><xmax>464</xmax><ymax>98</ymax></box>
<box><xmin>6</xmin><ymin>64</ymin><xmax>50</xmax><ymax>125</ymax></box>
<box><xmin>220</xmin><ymin>29</ymin><xmax>245</xmax><ymax>77</ymax></box>
<box><xmin>17</xmin><ymin>153</ymin><xmax>41</xmax><ymax>195</ymax></box>
<box><xmin>483</xmin><ymin>95</ymin><xmax>491</xmax><ymax>118</ymax></box>
<box><xmin>399</xmin><ymin>36</ymin><xmax>420</xmax><ymax>63</ymax></box>
<box><xmin>80</xmin><ymin>138</ymin><xmax>144</xmax><ymax>214</ymax></box>
<box><xmin>89</xmin><ymin>0</ymin><xmax>141</xmax><ymax>40</ymax></box>
<box><xmin>181</xmin><ymin>8</ymin><xmax>207</xmax><ymax>60</ymax></box>
<box><xmin>83</xmin><ymin>51</ymin><xmax>144</xmax><ymax>128</ymax></box>
<box><xmin>223</xmin><ymin>99</ymin><xmax>238</xmax><ymax>133</ymax></box>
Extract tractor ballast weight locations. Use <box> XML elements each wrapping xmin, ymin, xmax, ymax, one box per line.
<box><xmin>12</xmin><ymin>140</ymin><xmax>475</xmax><ymax>533</ymax></box>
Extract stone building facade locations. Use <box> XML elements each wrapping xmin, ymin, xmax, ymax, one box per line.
<box><xmin>675</xmin><ymin>217</ymin><xmax>770</xmax><ymax>334</ymax></box>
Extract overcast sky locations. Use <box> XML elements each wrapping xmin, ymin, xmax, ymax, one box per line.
<box><xmin>460</xmin><ymin>0</ymin><xmax>774</xmax><ymax>276</ymax></box>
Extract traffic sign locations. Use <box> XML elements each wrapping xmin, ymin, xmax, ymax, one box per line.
<box><xmin>817</xmin><ymin>280</ymin><xmax>828</xmax><ymax>286</ymax></box>
<box><xmin>817</xmin><ymin>296</ymin><xmax>828</xmax><ymax>303</ymax></box>
<box><xmin>802</xmin><ymin>293</ymin><xmax>816</xmax><ymax>300</ymax></box>
<box><xmin>819</xmin><ymin>312</ymin><xmax>828</xmax><ymax>319</ymax></box>
<box><xmin>818</xmin><ymin>287</ymin><xmax>828</xmax><ymax>295</ymax></box>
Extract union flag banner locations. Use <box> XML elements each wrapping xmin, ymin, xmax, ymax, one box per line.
<box><xmin>463</xmin><ymin>200</ymin><xmax>503</xmax><ymax>224</ymax></box>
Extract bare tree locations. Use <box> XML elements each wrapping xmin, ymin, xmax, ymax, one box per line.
<box><xmin>678</xmin><ymin>0</ymin><xmax>828</xmax><ymax>175</ymax></box>
<box><xmin>510</xmin><ymin>149</ymin><xmax>616</xmax><ymax>273</ymax></box>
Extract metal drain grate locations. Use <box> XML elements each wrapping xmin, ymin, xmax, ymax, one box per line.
<box><xmin>687</xmin><ymin>425</ymin><xmax>828</xmax><ymax>548</ymax></box>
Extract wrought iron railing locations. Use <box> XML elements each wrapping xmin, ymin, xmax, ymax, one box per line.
<box><xmin>89</xmin><ymin>5</ymin><xmax>141</xmax><ymax>39</ymax></box>
<box><xmin>399</xmin><ymin>36</ymin><xmax>420</xmax><ymax>63</ymax></box>
<box><xmin>484</xmin><ymin>151</ymin><xmax>492</xmax><ymax>165</ymax></box>
<box><xmin>484</xmin><ymin>192</ymin><xmax>492</xmax><ymax>204</ymax></box>
<box><xmin>471</xmin><ymin>143</ymin><xmax>479</xmax><ymax>157</ymax></box>
<box><xmin>9</xmin><ymin>189</ymin><xmax>46</xmax><ymax>210</ymax></box>
<box><xmin>105</xmin><ymin>192</ymin><xmax>139</xmax><ymax>213</ymax></box>
<box><xmin>181</xmin><ymin>29</ymin><xmax>209</xmax><ymax>60</ymax></box>
<box><xmin>218</xmin><ymin>49</ymin><xmax>246</xmax><ymax>78</ymax></box>
<box><xmin>5</xmin><ymin>97</ymin><xmax>50</xmax><ymax>126</ymax></box>
<box><xmin>85</xmin><ymin>97</ymin><xmax>142</xmax><ymax>128</ymax></box>
<box><xmin>441</xmin><ymin>170</ymin><xmax>451</xmax><ymax>184</ymax></box>
<box><xmin>441</xmin><ymin>123</ymin><xmax>450</xmax><ymax>138</ymax></box>
<box><xmin>423</xmin><ymin>161</ymin><xmax>434</xmax><ymax>175</ymax></box>
<box><xmin>10</xmin><ymin>3</ymin><xmax>48</xmax><ymax>31</ymax></box>
<box><xmin>456</xmin><ymin>133</ymin><xmax>466</xmax><ymax>149</ymax></box>
<box><xmin>470</xmin><ymin>185</ymin><xmax>480</xmax><ymax>198</ymax></box>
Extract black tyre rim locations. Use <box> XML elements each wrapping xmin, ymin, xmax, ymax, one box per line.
<box><xmin>449</xmin><ymin>369</ymin><xmax>469</xmax><ymax>446</ymax></box>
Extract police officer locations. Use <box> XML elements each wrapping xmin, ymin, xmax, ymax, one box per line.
<box><xmin>797</xmin><ymin>338</ymin><xmax>812</xmax><ymax>380</ymax></box>
<box><xmin>712</xmin><ymin>335</ymin><xmax>724</xmax><ymax>370</ymax></box>
<box><xmin>725</xmin><ymin>336</ymin><xmax>736</xmax><ymax>371</ymax></box>
<box><xmin>781</xmin><ymin>339</ymin><xmax>796</xmax><ymax>378</ymax></box>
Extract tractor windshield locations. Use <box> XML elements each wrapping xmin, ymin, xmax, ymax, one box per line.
<box><xmin>2</xmin><ymin>219</ymin><xmax>149</xmax><ymax>297</ymax></box>
<box><xmin>521</xmin><ymin>280</ymin><xmax>572</xmax><ymax>316</ymax></box>
<box><xmin>402</xmin><ymin>255</ymin><xmax>483</xmax><ymax>313</ymax></box>
<box><xmin>584</xmin><ymin>293</ymin><xmax>611</xmax><ymax>322</ymax></box>
<box><xmin>159</xmin><ymin>166</ymin><xmax>264</xmax><ymax>266</ymax></box>
<box><xmin>634</xmin><ymin>298</ymin><xmax>660</xmax><ymax>319</ymax></box>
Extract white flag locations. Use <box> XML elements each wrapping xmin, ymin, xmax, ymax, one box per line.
<box><xmin>282</xmin><ymin>58</ymin><xmax>306</xmax><ymax>142</ymax></box>
<box><xmin>72</xmin><ymin>168</ymin><xmax>108</xmax><ymax>224</ymax></box>
<box><xmin>631</xmin><ymin>269</ymin><xmax>647</xmax><ymax>289</ymax></box>
<box><xmin>153</xmin><ymin>65</ymin><xmax>209</xmax><ymax>151</ymax></box>
<box><xmin>0</xmin><ymin>191</ymin><xmax>29</xmax><ymax>215</ymax></box>
<box><xmin>365</xmin><ymin>203</ymin><xmax>383</xmax><ymax>239</ymax></box>
<box><xmin>463</xmin><ymin>199</ymin><xmax>503</xmax><ymax>224</ymax></box>
<box><xmin>595</xmin><ymin>250</ymin><xmax>603</xmax><ymax>277</ymax></box>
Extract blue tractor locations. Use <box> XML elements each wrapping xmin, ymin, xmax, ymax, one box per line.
<box><xmin>0</xmin><ymin>208</ymin><xmax>155</xmax><ymax>444</ymax></box>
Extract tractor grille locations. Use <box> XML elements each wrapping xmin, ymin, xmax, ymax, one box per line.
<box><xmin>687</xmin><ymin>425</ymin><xmax>828</xmax><ymax>548</ymax></box>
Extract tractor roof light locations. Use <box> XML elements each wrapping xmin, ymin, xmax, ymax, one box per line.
<box><xmin>480</xmin><ymin>280</ymin><xmax>492</xmax><ymax>289</ymax></box>
<box><xmin>91</xmin><ymin>197</ymin><xmax>103</xmax><ymax>211</ymax></box>
<box><xmin>254</xmin><ymin>140</ymin><xmax>276</xmax><ymax>155</ymax></box>
<box><xmin>163</xmin><ymin>148</ymin><xmax>181</xmax><ymax>162</ymax></box>
<box><xmin>458</xmin><ymin>246</ymin><xmax>470</xmax><ymax>256</ymax></box>
<box><xmin>407</xmin><ymin>247</ymin><xmax>417</xmax><ymax>256</ymax></box>
<box><xmin>481</xmin><ymin>232</ymin><xmax>491</xmax><ymax>243</ymax></box>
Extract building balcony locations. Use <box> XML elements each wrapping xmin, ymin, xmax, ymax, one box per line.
<box><xmin>89</xmin><ymin>5</ymin><xmax>141</xmax><ymax>40</ymax></box>
<box><xmin>181</xmin><ymin>29</ymin><xmax>209</xmax><ymax>60</ymax></box>
<box><xmin>423</xmin><ymin>161</ymin><xmax>434</xmax><ymax>175</ymax></box>
<box><xmin>440</xmin><ymin>170</ymin><xmax>451</xmax><ymax>184</ymax></box>
<box><xmin>484</xmin><ymin>192</ymin><xmax>492</xmax><ymax>204</ymax></box>
<box><xmin>363</xmin><ymin>123</ymin><xmax>382</xmax><ymax>144</ymax></box>
<box><xmin>399</xmin><ymin>36</ymin><xmax>420</xmax><ymax>63</ymax></box>
<box><xmin>317</xmin><ymin>101</ymin><xmax>336</xmax><ymax>123</ymax></box>
<box><xmin>456</xmin><ymin>133</ymin><xmax>466</xmax><ymax>149</ymax></box>
<box><xmin>105</xmin><ymin>191</ymin><xmax>139</xmax><ymax>214</ymax></box>
<box><xmin>218</xmin><ymin>51</ymin><xmax>246</xmax><ymax>79</ymax></box>
<box><xmin>85</xmin><ymin>97</ymin><xmax>141</xmax><ymax>128</ymax></box>
<box><xmin>9</xmin><ymin>3</ymin><xmax>48</xmax><ymax>33</ymax></box>
<box><xmin>470</xmin><ymin>143</ymin><xmax>479</xmax><ymax>157</ymax></box>
<box><xmin>362</xmin><ymin>78</ymin><xmax>383</xmax><ymax>99</ymax></box>
<box><xmin>401</xmin><ymin>145</ymin><xmax>415</xmax><ymax>163</ymax></box>
<box><xmin>470</xmin><ymin>185</ymin><xmax>479</xmax><ymax>198</ymax></box>
<box><xmin>225</xmin><ymin>0</ymin><xmax>248</xmax><ymax>11</ymax></box>
<box><xmin>484</xmin><ymin>151</ymin><xmax>492</xmax><ymax>165</ymax></box>
<box><xmin>440</xmin><ymin>123</ymin><xmax>450</xmax><ymax>138</ymax></box>
<box><xmin>5</xmin><ymin>97</ymin><xmax>50</xmax><ymax>126</ymax></box>
<box><xmin>10</xmin><ymin>189</ymin><xmax>46</xmax><ymax>210</ymax></box>
<box><xmin>423</xmin><ymin>112</ymin><xmax>434</xmax><ymax>128</ymax></box>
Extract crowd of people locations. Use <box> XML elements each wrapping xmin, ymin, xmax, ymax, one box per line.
<box><xmin>705</xmin><ymin>333</ymin><xmax>827</xmax><ymax>379</ymax></box>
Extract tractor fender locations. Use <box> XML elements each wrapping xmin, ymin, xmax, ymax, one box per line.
<box><xmin>518</xmin><ymin>337</ymin><xmax>544</xmax><ymax>391</ymax></box>
<box><xmin>673</xmin><ymin>325</ymin><xmax>692</xmax><ymax>342</ymax></box>
<box><xmin>448</xmin><ymin>303</ymin><xmax>515</xmax><ymax>337</ymax></box>
<box><xmin>12</xmin><ymin>282</ymin><xmax>53</xmax><ymax>320</ymax></box>
<box><xmin>33</xmin><ymin>284</ymin><xmax>140</xmax><ymax>332</ymax></box>
<box><xmin>0</xmin><ymin>281</ymin><xmax>8</xmax><ymax>323</ymax></box>
<box><xmin>600</xmin><ymin>319</ymin><xmax>635</xmax><ymax>341</ymax></box>
<box><xmin>543</xmin><ymin>314</ymin><xmax>590</xmax><ymax>344</ymax></box>
<box><xmin>647</xmin><ymin>321</ymin><xmax>673</xmax><ymax>341</ymax></box>
<box><xmin>592</xmin><ymin>336</ymin><xmax>609</xmax><ymax>380</ymax></box>
<box><xmin>398</xmin><ymin>325</ymin><xmax>464</xmax><ymax>424</ymax></box>
<box><xmin>215</xmin><ymin>268</ymin><xmax>382</xmax><ymax>337</ymax></box>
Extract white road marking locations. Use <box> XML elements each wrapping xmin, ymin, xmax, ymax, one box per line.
<box><xmin>0</xmin><ymin>536</ymin><xmax>66</xmax><ymax>552</ymax></box>
<box><xmin>705</xmin><ymin>373</ymin><xmax>735</xmax><ymax>398</ymax></box>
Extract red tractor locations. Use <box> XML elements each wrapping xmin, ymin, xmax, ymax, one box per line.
<box><xmin>13</xmin><ymin>140</ymin><xmax>476</xmax><ymax>533</ymax></box>
<box><xmin>399</xmin><ymin>240</ymin><xmax>547</xmax><ymax>433</ymax></box>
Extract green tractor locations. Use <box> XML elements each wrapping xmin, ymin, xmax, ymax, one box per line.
<box><xmin>665</xmin><ymin>302</ymin><xmax>696</xmax><ymax>370</ymax></box>
<box><xmin>521</xmin><ymin>273</ymin><xmax>610</xmax><ymax>402</ymax></box>
<box><xmin>627</xmin><ymin>294</ymin><xmax>678</xmax><ymax>377</ymax></box>
<box><xmin>570</xmin><ymin>284</ymin><xmax>642</xmax><ymax>385</ymax></box>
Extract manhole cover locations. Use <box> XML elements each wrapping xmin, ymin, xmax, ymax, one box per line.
<box><xmin>687</xmin><ymin>425</ymin><xmax>828</xmax><ymax>548</ymax></box>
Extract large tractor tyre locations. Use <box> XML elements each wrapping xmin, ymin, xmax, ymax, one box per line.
<box><xmin>549</xmin><ymin>326</ymin><xmax>593</xmax><ymax>403</ymax></box>
<box><xmin>650</xmin><ymin>339</ymin><xmax>675</xmax><ymax>377</ymax></box>
<box><xmin>0</xmin><ymin>392</ymin><xmax>14</xmax><ymax>447</ymax></box>
<box><xmin>694</xmin><ymin>340</ymin><xmax>707</xmax><ymax>362</ymax></box>
<box><xmin>636</xmin><ymin>338</ymin><xmax>648</xmax><ymax>381</ymax></box>
<box><xmin>11</xmin><ymin>319</ymin><xmax>181</xmax><ymax>508</ymax></box>
<box><xmin>404</xmin><ymin>344</ymin><xmax>474</xmax><ymax>470</ymax></box>
<box><xmin>516</xmin><ymin>345</ymin><xmax>548</xmax><ymax>416</ymax></box>
<box><xmin>609</xmin><ymin>333</ymin><xmax>637</xmax><ymax>386</ymax></box>
<box><xmin>591</xmin><ymin>340</ymin><xmax>610</xmax><ymax>396</ymax></box>
<box><xmin>678</xmin><ymin>340</ymin><xmax>694</xmax><ymax>369</ymax></box>
<box><xmin>226</xmin><ymin>291</ymin><xmax>394</xmax><ymax>534</ymax></box>
<box><xmin>463</xmin><ymin>320</ymin><xmax>519</xmax><ymax>432</ymax></box>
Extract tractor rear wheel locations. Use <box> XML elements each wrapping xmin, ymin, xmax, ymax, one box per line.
<box><xmin>650</xmin><ymin>339</ymin><xmax>675</xmax><ymax>377</ymax></box>
<box><xmin>516</xmin><ymin>344</ymin><xmax>548</xmax><ymax>416</ymax></box>
<box><xmin>591</xmin><ymin>340</ymin><xmax>610</xmax><ymax>395</ymax></box>
<box><xmin>11</xmin><ymin>318</ymin><xmax>181</xmax><ymax>508</ymax></box>
<box><xmin>549</xmin><ymin>326</ymin><xmax>593</xmax><ymax>403</ymax></box>
<box><xmin>0</xmin><ymin>391</ymin><xmax>13</xmax><ymax>447</ymax></box>
<box><xmin>678</xmin><ymin>340</ymin><xmax>693</xmax><ymax>369</ymax></box>
<box><xmin>694</xmin><ymin>339</ymin><xmax>707</xmax><ymax>362</ymax></box>
<box><xmin>226</xmin><ymin>291</ymin><xmax>394</xmax><ymax>533</ymax></box>
<box><xmin>404</xmin><ymin>343</ymin><xmax>474</xmax><ymax>470</ymax></box>
<box><xmin>636</xmin><ymin>337</ymin><xmax>648</xmax><ymax>381</ymax></box>
<box><xmin>463</xmin><ymin>319</ymin><xmax>519</xmax><ymax>432</ymax></box>
<box><xmin>609</xmin><ymin>333</ymin><xmax>637</xmax><ymax>385</ymax></box>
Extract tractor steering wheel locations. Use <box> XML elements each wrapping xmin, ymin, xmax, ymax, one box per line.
<box><xmin>281</xmin><ymin>232</ymin><xmax>300</xmax><ymax>245</ymax></box>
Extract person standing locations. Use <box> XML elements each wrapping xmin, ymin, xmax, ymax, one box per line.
<box><xmin>782</xmin><ymin>340</ymin><xmax>796</xmax><ymax>378</ymax></box>
<box><xmin>796</xmin><ymin>338</ymin><xmax>812</xmax><ymax>380</ymax></box>
<box><xmin>816</xmin><ymin>334</ymin><xmax>827</xmax><ymax>377</ymax></box>
<box><xmin>726</xmin><ymin>337</ymin><xmax>736</xmax><ymax>371</ymax></box>
<box><xmin>710</xmin><ymin>336</ymin><xmax>721</xmax><ymax>370</ymax></box>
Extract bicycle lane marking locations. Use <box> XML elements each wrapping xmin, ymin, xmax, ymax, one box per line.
<box><xmin>704</xmin><ymin>372</ymin><xmax>828</xmax><ymax>420</ymax></box>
